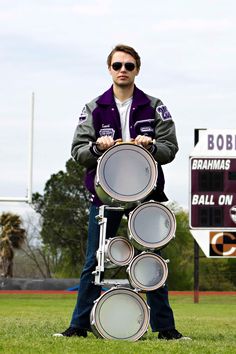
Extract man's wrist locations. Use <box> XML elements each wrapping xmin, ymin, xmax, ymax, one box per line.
<box><xmin>146</xmin><ymin>144</ymin><xmax>157</xmax><ymax>154</ymax></box>
<box><xmin>90</xmin><ymin>144</ymin><xmax>103</xmax><ymax>157</ymax></box>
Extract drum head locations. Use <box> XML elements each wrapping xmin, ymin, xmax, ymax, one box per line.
<box><xmin>96</xmin><ymin>144</ymin><xmax>157</xmax><ymax>203</ymax></box>
<box><xmin>128</xmin><ymin>253</ymin><xmax>168</xmax><ymax>291</ymax></box>
<box><xmin>108</xmin><ymin>237</ymin><xmax>134</xmax><ymax>266</ymax></box>
<box><xmin>128</xmin><ymin>202</ymin><xmax>176</xmax><ymax>249</ymax></box>
<box><xmin>90</xmin><ymin>287</ymin><xmax>150</xmax><ymax>341</ymax></box>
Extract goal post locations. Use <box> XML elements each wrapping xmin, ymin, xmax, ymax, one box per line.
<box><xmin>0</xmin><ymin>92</ymin><xmax>34</xmax><ymax>204</ymax></box>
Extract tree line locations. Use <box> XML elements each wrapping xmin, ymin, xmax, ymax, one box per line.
<box><xmin>0</xmin><ymin>158</ymin><xmax>235</xmax><ymax>290</ymax></box>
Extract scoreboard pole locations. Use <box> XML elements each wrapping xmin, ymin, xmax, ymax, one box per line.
<box><xmin>194</xmin><ymin>240</ymin><xmax>199</xmax><ymax>303</ymax></box>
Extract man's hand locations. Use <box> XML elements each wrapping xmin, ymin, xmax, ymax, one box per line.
<box><xmin>134</xmin><ymin>135</ymin><xmax>153</xmax><ymax>148</ymax></box>
<box><xmin>96</xmin><ymin>136</ymin><xmax>122</xmax><ymax>151</ymax></box>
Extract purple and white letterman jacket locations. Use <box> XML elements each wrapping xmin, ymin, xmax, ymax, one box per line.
<box><xmin>71</xmin><ymin>85</ymin><xmax>179</xmax><ymax>206</ymax></box>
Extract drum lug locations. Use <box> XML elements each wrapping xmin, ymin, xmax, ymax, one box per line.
<box><xmin>165</xmin><ymin>258</ymin><xmax>170</xmax><ymax>264</ymax></box>
<box><xmin>133</xmin><ymin>287</ymin><xmax>142</xmax><ymax>293</ymax></box>
<box><xmin>128</xmin><ymin>209</ymin><xmax>134</xmax><ymax>217</ymax></box>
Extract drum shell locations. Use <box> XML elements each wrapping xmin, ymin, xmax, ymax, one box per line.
<box><xmin>128</xmin><ymin>201</ymin><xmax>176</xmax><ymax>251</ymax></box>
<box><xmin>90</xmin><ymin>287</ymin><xmax>150</xmax><ymax>341</ymax></box>
<box><xmin>102</xmin><ymin>236</ymin><xmax>135</xmax><ymax>268</ymax></box>
<box><xmin>127</xmin><ymin>253</ymin><xmax>168</xmax><ymax>292</ymax></box>
<box><xmin>95</xmin><ymin>143</ymin><xmax>157</xmax><ymax>208</ymax></box>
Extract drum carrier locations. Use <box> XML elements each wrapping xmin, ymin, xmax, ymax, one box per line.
<box><xmin>90</xmin><ymin>143</ymin><xmax>176</xmax><ymax>341</ymax></box>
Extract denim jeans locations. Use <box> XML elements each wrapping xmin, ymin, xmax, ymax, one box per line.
<box><xmin>70</xmin><ymin>204</ymin><xmax>175</xmax><ymax>332</ymax></box>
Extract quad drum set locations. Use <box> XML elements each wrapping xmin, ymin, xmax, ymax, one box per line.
<box><xmin>90</xmin><ymin>143</ymin><xmax>176</xmax><ymax>341</ymax></box>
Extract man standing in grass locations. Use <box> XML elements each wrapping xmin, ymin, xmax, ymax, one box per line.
<box><xmin>54</xmin><ymin>44</ymin><xmax>191</xmax><ymax>341</ymax></box>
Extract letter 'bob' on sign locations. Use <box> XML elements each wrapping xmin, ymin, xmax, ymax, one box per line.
<box><xmin>191</xmin><ymin>129</ymin><xmax>236</xmax><ymax>157</ymax></box>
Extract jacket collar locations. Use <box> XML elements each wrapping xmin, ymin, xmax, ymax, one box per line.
<box><xmin>96</xmin><ymin>85</ymin><xmax>150</xmax><ymax>106</ymax></box>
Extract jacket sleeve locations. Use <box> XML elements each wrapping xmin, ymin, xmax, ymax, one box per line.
<box><xmin>71</xmin><ymin>103</ymin><xmax>100</xmax><ymax>169</ymax></box>
<box><xmin>151</xmin><ymin>100</ymin><xmax>179</xmax><ymax>165</ymax></box>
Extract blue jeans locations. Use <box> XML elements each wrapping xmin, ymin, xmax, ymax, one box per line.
<box><xmin>70</xmin><ymin>204</ymin><xmax>175</xmax><ymax>332</ymax></box>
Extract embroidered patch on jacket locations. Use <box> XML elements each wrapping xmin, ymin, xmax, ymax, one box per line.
<box><xmin>78</xmin><ymin>106</ymin><xmax>88</xmax><ymax>125</ymax></box>
<box><xmin>140</xmin><ymin>126</ymin><xmax>154</xmax><ymax>134</ymax></box>
<box><xmin>99</xmin><ymin>128</ymin><xmax>115</xmax><ymax>138</ymax></box>
<box><xmin>156</xmin><ymin>105</ymin><xmax>172</xmax><ymax>121</ymax></box>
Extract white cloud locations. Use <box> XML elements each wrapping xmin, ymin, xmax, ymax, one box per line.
<box><xmin>60</xmin><ymin>0</ymin><xmax>112</xmax><ymax>16</ymax></box>
<box><xmin>152</xmin><ymin>18</ymin><xmax>235</xmax><ymax>32</ymax></box>
<box><xmin>1</xmin><ymin>0</ymin><xmax>236</xmax><ymax>217</ymax></box>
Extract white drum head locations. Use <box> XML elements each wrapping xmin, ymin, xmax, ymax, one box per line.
<box><xmin>128</xmin><ymin>253</ymin><xmax>168</xmax><ymax>291</ymax></box>
<box><xmin>128</xmin><ymin>202</ymin><xmax>176</xmax><ymax>250</ymax></box>
<box><xmin>96</xmin><ymin>144</ymin><xmax>157</xmax><ymax>204</ymax></box>
<box><xmin>90</xmin><ymin>287</ymin><xmax>150</xmax><ymax>341</ymax></box>
<box><xmin>107</xmin><ymin>237</ymin><xmax>134</xmax><ymax>266</ymax></box>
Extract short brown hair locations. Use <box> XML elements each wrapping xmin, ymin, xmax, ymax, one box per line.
<box><xmin>107</xmin><ymin>44</ymin><xmax>141</xmax><ymax>70</ymax></box>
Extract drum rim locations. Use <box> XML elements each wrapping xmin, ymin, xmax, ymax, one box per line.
<box><xmin>106</xmin><ymin>236</ymin><xmax>135</xmax><ymax>266</ymax></box>
<box><xmin>128</xmin><ymin>201</ymin><xmax>176</xmax><ymax>249</ymax></box>
<box><xmin>128</xmin><ymin>253</ymin><xmax>168</xmax><ymax>291</ymax></box>
<box><xmin>96</xmin><ymin>143</ymin><xmax>157</xmax><ymax>203</ymax></box>
<box><xmin>90</xmin><ymin>287</ymin><xmax>150</xmax><ymax>341</ymax></box>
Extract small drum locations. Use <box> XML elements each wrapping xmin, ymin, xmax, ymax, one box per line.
<box><xmin>90</xmin><ymin>287</ymin><xmax>150</xmax><ymax>341</ymax></box>
<box><xmin>128</xmin><ymin>201</ymin><xmax>176</xmax><ymax>250</ymax></box>
<box><xmin>95</xmin><ymin>143</ymin><xmax>157</xmax><ymax>207</ymax></box>
<box><xmin>102</xmin><ymin>236</ymin><xmax>135</xmax><ymax>268</ymax></box>
<box><xmin>127</xmin><ymin>253</ymin><xmax>168</xmax><ymax>291</ymax></box>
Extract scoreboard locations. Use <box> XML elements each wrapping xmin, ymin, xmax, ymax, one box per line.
<box><xmin>189</xmin><ymin>129</ymin><xmax>236</xmax><ymax>257</ymax></box>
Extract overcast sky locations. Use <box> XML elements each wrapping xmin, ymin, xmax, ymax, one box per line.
<box><xmin>1</xmin><ymin>0</ymin><xmax>236</xmax><ymax>217</ymax></box>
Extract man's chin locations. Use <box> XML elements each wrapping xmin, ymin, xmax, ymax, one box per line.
<box><xmin>116</xmin><ymin>81</ymin><xmax>133</xmax><ymax>88</ymax></box>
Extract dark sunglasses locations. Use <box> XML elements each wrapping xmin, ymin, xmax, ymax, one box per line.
<box><xmin>111</xmin><ymin>62</ymin><xmax>136</xmax><ymax>71</ymax></box>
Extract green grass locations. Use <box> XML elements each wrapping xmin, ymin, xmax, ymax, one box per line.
<box><xmin>0</xmin><ymin>293</ymin><xmax>235</xmax><ymax>354</ymax></box>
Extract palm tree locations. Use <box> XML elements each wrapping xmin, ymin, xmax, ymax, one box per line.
<box><xmin>0</xmin><ymin>212</ymin><xmax>26</xmax><ymax>277</ymax></box>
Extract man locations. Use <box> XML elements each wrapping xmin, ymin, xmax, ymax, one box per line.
<box><xmin>54</xmin><ymin>44</ymin><xmax>190</xmax><ymax>340</ymax></box>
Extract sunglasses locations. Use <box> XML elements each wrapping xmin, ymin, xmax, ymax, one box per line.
<box><xmin>111</xmin><ymin>62</ymin><xmax>136</xmax><ymax>72</ymax></box>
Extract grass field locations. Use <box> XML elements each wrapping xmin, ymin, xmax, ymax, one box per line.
<box><xmin>0</xmin><ymin>292</ymin><xmax>235</xmax><ymax>354</ymax></box>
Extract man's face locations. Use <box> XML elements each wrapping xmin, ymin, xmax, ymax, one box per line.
<box><xmin>108</xmin><ymin>51</ymin><xmax>139</xmax><ymax>87</ymax></box>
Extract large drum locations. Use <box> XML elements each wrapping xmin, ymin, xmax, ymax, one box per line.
<box><xmin>90</xmin><ymin>287</ymin><xmax>150</xmax><ymax>341</ymax></box>
<box><xmin>101</xmin><ymin>236</ymin><xmax>135</xmax><ymax>268</ymax></box>
<box><xmin>95</xmin><ymin>143</ymin><xmax>157</xmax><ymax>207</ymax></box>
<box><xmin>128</xmin><ymin>201</ymin><xmax>176</xmax><ymax>250</ymax></box>
<box><xmin>127</xmin><ymin>253</ymin><xmax>168</xmax><ymax>291</ymax></box>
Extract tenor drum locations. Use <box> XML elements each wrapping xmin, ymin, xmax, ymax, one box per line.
<box><xmin>90</xmin><ymin>287</ymin><xmax>150</xmax><ymax>341</ymax></box>
<box><xmin>95</xmin><ymin>143</ymin><xmax>157</xmax><ymax>207</ymax></box>
<box><xmin>128</xmin><ymin>201</ymin><xmax>176</xmax><ymax>250</ymax></box>
<box><xmin>102</xmin><ymin>236</ymin><xmax>135</xmax><ymax>268</ymax></box>
<box><xmin>127</xmin><ymin>253</ymin><xmax>168</xmax><ymax>291</ymax></box>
